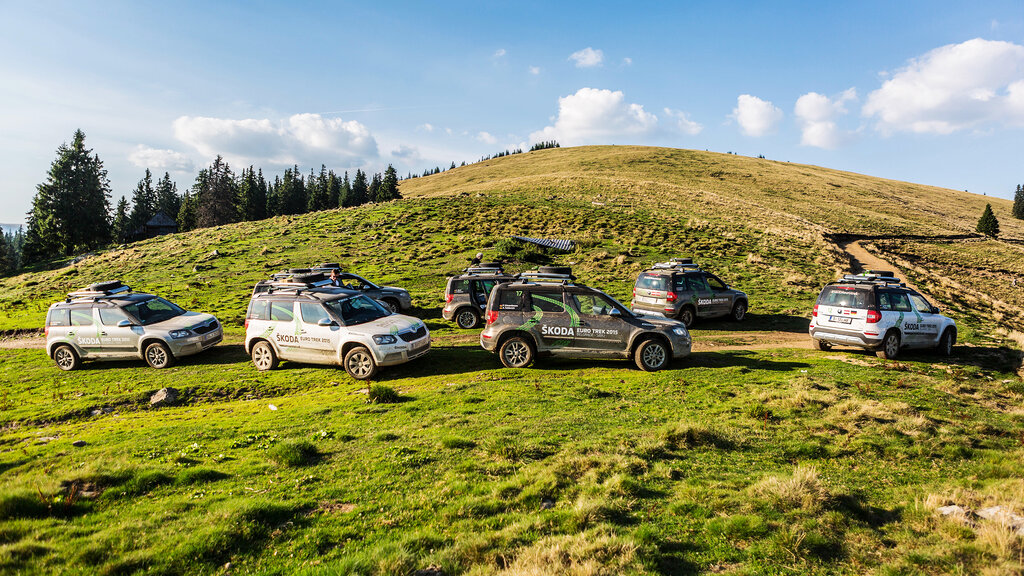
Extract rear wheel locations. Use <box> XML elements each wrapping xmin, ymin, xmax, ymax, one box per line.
<box><xmin>382</xmin><ymin>298</ymin><xmax>400</xmax><ymax>314</ymax></box>
<box><xmin>145</xmin><ymin>342</ymin><xmax>175</xmax><ymax>369</ymax></box>
<box><xmin>812</xmin><ymin>339</ymin><xmax>832</xmax><ymax>351</ymax></box>
<box><xmin>731</xmin><ymin>301</ymin><xmax>747</xmax><ymax>322</ymax></box>
<box><xmin>53</xmin><ymin>345</ymin><xmax>80</xmax><ymax>371</ymax></box>
<box><xmin>455</xmin><ymin>308</ymin><xmax>480</xmax><ymax>329</ymax></box>
<box><xmin>678</xmin><ymin>306</ymin><xmax>696</xmax><ymax>328</ymax></box>
<box><xmin>635</xmin><ymin>338</ymin><xmax>670</xmax><ymax>371</ymax></box>
<box><xmin>251</xmin><ymin>340</ymin><xmax>278</xmax><ymax>371</ymax></box>
<box><xmin>937</xmin><ymin>328</ymin><xmax>956</xmax><ymax>357</ymax></box>
<box><xmin>876</xmin><ymin>331</ymin><xmax>901</xmax><ymax>360</ymax></box>
<box><xmin>499</xmin><ymin>336</ymin><xmax>535</xmax><ymax>368</ymax></box>
<box><xmin>344</xmin><ymin>346</ymin><xmax>377</xmax><ymax>380</ymax></box>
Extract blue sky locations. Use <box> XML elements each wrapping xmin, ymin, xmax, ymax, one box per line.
<box><xmin>2</xmin><ymin>1</ymin><xmax>1023</xmax><ymax>224</ymax></box>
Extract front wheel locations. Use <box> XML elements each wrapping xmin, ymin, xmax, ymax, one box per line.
<box><xmin>251</xmin><ymin>340</ymin><xmax>278</xmax><ymax>371</ymax></box>
<box><xmin>455</xmin><ymin>308</ymin><xmax>480</xmax><ymax>329</ymax></box>
<box><xmin>876</xmin><ymin>331</ymin><xmax>901</xmax><ymax>360</ymax></box>
<box><xmin>678</xmin><ymin>306</ymin><xmax>696</xmax><ymax>328</ymax></box>
<box><xmin>635</xmin><ymin>338</ymin><xmax>670</xmax><ymax>372</ymax></box>
<box><xmin>937</xmin><ymin>328</ymin><xmax>956</xmax><ymax>357</ymax></box>
<box><xmin>53</xmin><ymin>344</ymin><xmax>81</xmax><ymax>371</ymax></box>
<box><xmin>499</xmin><ymin>336</ymin><xmax>535</xmax><ymax>368</ymax></box>
<box><xmin>344</xmin><ymin>346</ymin><xmax>378</xmax><ymax>380</ymax></box>
<box><xmin>731</xmin><ymin>301</ymin><xmax>747</xmax><ymax>322</ymax></box>
<box><xmin>145</xmin><ymin>342</ymin><xmax>175</xmax><ymax>369</ymax></box>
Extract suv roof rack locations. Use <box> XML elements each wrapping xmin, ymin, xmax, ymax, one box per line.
<box><xmin>463</xmin><ymin>264</ymin><xmax>506</xmax><ymax>275</ymax></box>
<box><xmin>837</xmin><ymin>272</ymin><xmax>905</xmax><ymax>286</ymax></box>
<box><xmin>262</xmin><ymin>272</ymin><xmax>340</xmax><ymax>294</ymax></box>
<box><xmin>66</xmin><ymin>281</ymin><xmax>132</xmax><ymax>301</ymax></box>
<box><xmin>651</xmin><ymin>257</ymin><xmax>700</xmax><ymax>270</ymax></box>
<box><xmin>517</xmin><ymin>268</ymin><xmax>577</xmax><ymax>285</ymax></box>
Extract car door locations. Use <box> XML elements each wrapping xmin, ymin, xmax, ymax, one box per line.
<box><xmin>527</xmin><ymin>289</ymin><xmax>576</xmax><ymax>353</ymax></box>
<box><xmin>473</xmin><ymin>279</ymin><xmax>498</xmax><ymax>310</ymax></box>
<box><xmin>68</xmin><ymin>306</ymin><xmax>103</xmax><ymax>356</ymax></box>
<box><xmin>907</xmin><ymin>292</ymin><xmax>941</xmax><ymax>347</ymax></box>
<box><xmin>298</xmin><ymin>301</ymin><xmax>341</xmax><ymax>362</ymax></box>
<box><xmin>704</xmin><ymin>274</ymin><xmax>734</xmax><ymax>317</ymax></box>
<box><xmin>267</xmin><ymin>300</ymin><xmax>302</xmax><ymax>361</ymax></box>
<box><xmin>886</xmin><ymin>291</ymin><xmax>916</xmax><ymax>345</ymax></box>
<box><xmin>97</xmin><ymin>305</ymin><xmax>140</xmax><ymax>354</ymax></box>
<box><xmin>567</xmin><ymin>291</ymin><xmax>627</xmax><ymax>354</ymax></box>
<box><xmin>685</xmin><ymin>275</ymin><xmax>716</xmax><ymax>318</ymax></box>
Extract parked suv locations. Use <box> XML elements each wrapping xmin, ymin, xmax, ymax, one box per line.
<box><xmin>45</xmin><ymin>281</ymin><xmax>223</xmax><ymax>370</ymax></box>
<box><xmin>809</xmin><ymin>271</ymin><xmax>956</xmax><ymax>359</ymax></box>
<box><xmin>244</xmin><ymin>272</ymin><xmax>429</xmax><ymax>379</ymax></box>
<box><xmin>631</xmin><ymin>258</ymin><xmax>748</xmax><ymax>327</ymax></box>
<box><xmin>442</xmin><ymin>264</ymin><xmax>516</xmax><ymax>329</ymax></box>
<box><xmin>479</xmin><ymin>267</ymin><xmax>691</xmax><ymax>371</ymax></box>
<box><xmin>253</xmin><ymin>264</ymin><xmax>413</xmax><ymax>313</ymax></box>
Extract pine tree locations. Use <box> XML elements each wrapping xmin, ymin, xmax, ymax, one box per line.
<box><xmin>177</xmin><ymin>189</ymin><xmax>199</xmax><ymax>232</ymax></box>
<box><xmin>266</xmin><ymin>174</ymin><xmax>281</xmax><ymax>216</ymax></box>
<box><xmin>377</xmin><ymin>165</ymin><xmax>399</xmax><ymax>202</ymax></box>
<box><xmin>1013</xmin><ymin>184</ymin><xmax>1024</xmax><ymax>220</ymax></box>
<box><xmin>196</xmin><ymin>156</ymin><xmax>238</xmax><ymax>228</ymax></box>
<box><xmin>237</xmin><ymin>166</ymin><xmax>267</xmax><ymax>222</ymax></box>
<box><xmin>368</xmin><ymin>172</ymin><xmax>382</xmax><ymax>202</ymax></box>
<box><xmin>22</xmin><ymin>130</ymin><xmax>111</xmax><ymax>263</ymax></box>
<box><xmin>278</xmin><ymin>167</ymin><xmax>307</xmax><ymax>215</ymax></box>
<box><xmin>327</xmin><ymin>170</ymin><xmax>340</xmax><ymax>208</ymax></box>
<box><xmin>154</xmin><ymin>172</ymin><xmax>181</xmax><ymax>220</ymax></box>
<box><xmin>0</xmin><ymin>231</ymin><xmax>9</xmax><ymax>276</ymax></box>
<box><xmin>128</xmin><ymin>168</ymin><xmax>157</xmax><ymax>237</ymax></box>
<box><xmin>349</xmin><ymin>170</ymin><xmax>368</xmax><ymax>206</ymax></box>
<box><xmin>339</xmin><ymin>171</ymin><xmax>351</xmax><ymax>207</ymax></box>
<box><xmin>976</xmin><ymin>203</ymin><xmax>1000</xmax><ymax>237</ymax></box>
<box><xmin>112</xmin><ymin>197</ymin><xmax>130</xmax><ymax>244</ymax></box>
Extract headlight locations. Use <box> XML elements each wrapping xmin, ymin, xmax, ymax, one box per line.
<box><xmin>169</xmin><ymin>329</ymin><xmax>193</xmax><ymax>339</ymax></box>
<box><xmin>672</xmin><ymin>327</ymin><xmax>688</xmax><ymax>337</ymax></box>
<box><xmin>373</xmin><ymin>334</ymin><xmax>398</xmax><ymax>345</ymax></box>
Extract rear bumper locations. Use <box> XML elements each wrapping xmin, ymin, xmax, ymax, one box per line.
<box><xmin>809</xmin><ymin>326</ymin><xmax>881</xmax><ymax>349</ymax></box>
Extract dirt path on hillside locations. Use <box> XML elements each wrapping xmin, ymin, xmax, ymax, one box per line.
<box><xmin>0</xmin><ymin>336</ymin><xmax>45</xmax><ymax>350</ymax></box>
<box><xmin>841</xmin><ymin>240</ymin><xmax>922</xmax><ymax>292</ymax></box>
<box><xmin>691</xmin><ymin>330</ymin><xmax>813</xmax><ymax>352</ymax></box>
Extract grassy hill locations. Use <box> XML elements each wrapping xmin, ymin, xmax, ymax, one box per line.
<box><xmin>1</xmin><ymin>146</ymin><xmax>1023</xmax><ymax>575</ymax></box>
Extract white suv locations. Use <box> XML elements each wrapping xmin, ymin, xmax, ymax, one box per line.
<box><xmin>809</xmin><ymin>271</ymin><xmax>956</xmax><ymax>359</ymax></box>
<box><xmin>244</xmin><ymin>273</ymin><xmax>430</xmax><ymax>379</ymax></box>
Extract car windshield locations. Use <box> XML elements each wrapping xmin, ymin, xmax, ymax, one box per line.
<box><xmin>122</xmin><ymin>297</ymin><xmax>186</xmax><ymax>326</ymax></box>
<box><xmin>325</xmin><ymin>295</ymin><xmax>390</xmax><ymax>326</ymax></box>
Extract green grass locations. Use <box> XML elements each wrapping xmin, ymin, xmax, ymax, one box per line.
<box><xmin>1</xmin><ymin>146</ymin><xmax>1023</xmax><ymax>574</ymax></box>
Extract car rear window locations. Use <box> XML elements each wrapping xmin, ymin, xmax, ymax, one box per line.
<box><xmin>47</xmin><ymin>308</ymin><xmax>70</xmax><ymax>327</ymax></box>
<box><xmin>449</xmin><ymin>279</ymin><xmax>469</xmax><ymax>295</ymax></box>
<box><xmin>818</xmin><ymin>286</ymin><xmax>872</xmax><ymax>309</ymax></box>
<box><xmin>497</xmin><ymin>288</ymin><xmax>527</xmax><ymax>311</ymax></box>
<box><xmin>636</xmin><ymin>273</ymin><xmax>668</xmax><ymax>291</ymax></box>
<box><xmin>248</xmin><ymin>300</ymin><xmax>269</xmax><ymax>320</ymax></box>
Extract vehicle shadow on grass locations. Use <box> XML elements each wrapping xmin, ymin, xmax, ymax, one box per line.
<box><xmin>520</xmin><ymin>350</ymin><xmax>810</xmax><ymax>373</ymax></box>
<box><xmin>825</xmin><ymin>344</ymin><xmax>1023</xmax><ymax>375</ymax></box>
<box><xmin>693</xmin><ymin>313</ymin><xmax>809</xmax><ymax>333</ymax></box>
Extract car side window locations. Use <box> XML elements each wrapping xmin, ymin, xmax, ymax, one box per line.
<box><xmin>889</xmin><ymin>292</ymin><xmax>913</xmax><ymax>312</ymax></box>
<box><xmin>908</xmin><ymin>294</ymin><xmax>932</xmax><ymax>313</ymax></box>
<box><xmin>99</xmin><ymin>307</ymin><xmax>130</xmax><ymax>326</ymax></box>
<box><xmin>47</xmin><ymin>308</ymin><xmax>71</xmax><ymax>327</ymax></box>
<box><xmin>529</xmin><ymin>291</ymin><xmax>566</xmax><ymax>313</ymax></box>
<box><xmin>248</xmin><ymin>300</ymin><xmax>269</xmax><ymax>320</ymax></box>
<box><xmin>706</xmin><ymin>275</ymin><xmax>727</xmax><ymax>290</ymax></box>
<box><xmin>299</xmin><ymin>302</ymin><xmax>330</xmax><ymax>324</ymax></box>
<box><xmin>269</xmin><ymin>301</ymin><xmax>295</xmax><ymax>322</ymax></box>
<box><xmin>497</xmin><ymin>289</ymin><xmax>526</xmax><ymax>311</ymax></box>
<box><xmin>686</xmin><ymin>275</ymin><xmax>708</xmax><ymax>291</ymax></box>
<box><xmin>70</xmin><ymin>308</ymin><xmax>94</xmax><ymax>326</ymax></box>
<box><xmin>450</xmin><ymin>279</ymin><xmax>469</xmax><ymax>295</ymax></box>
<box><xmin>572</xmin><ymin>293</ymin><xmax>616</xmax><ymax>316</ymax></box>
<box><xmin>877</xmin><ymin>292</ymin><xmax>893</xmax><ymax>311</ymax></box>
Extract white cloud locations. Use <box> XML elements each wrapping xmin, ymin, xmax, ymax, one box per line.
<box><xmin>476</xmin><ymin>131</ymin><xmax>498</xmax><ymax>145</ymax></box>
<box><xmin>663</xmin><ymin>108</ymin><xmax>703</xmax><ymax>135</ymax></box>
<box><xmin>529</xmin><ymin>66</ymin><xmax>541</xmax><ymax>75</ymax></box>
<box><xmin>128</xmin><ymin>145</ymin><xmax>195</xmax><ymax>172</ymax></box>
<box><xmin>493</xmin><ymin>48</ymin><xmax>506</xmax><ymax>58</ymax></box>
<box><xmin>173</xmin><ymin>113</ymin><xmax>378</xmax><ymax>167</ymax></box>
<box><xmin>863</xmin><ymin>38</ymin><xmax>1024</xmax><ymax>134</ymax></box>
<box><xmin>794</xmin><ymin>88</ymin><xmax>857</xmax><ymax>148</ymax></box>
<box><xmin>569</xmin><ymin>47</ymin><xmax>604</xmax><ymax>68</ymax></box>
<box><xmin>732</xmin><ymin>94</ymin><xmax>783</xmax><ymax>137</ymax></box>
<box><xmin>390</xmin><ymin>144</ymin><xmax>419</xmax><ymax>161</ymax></box>
<box><xmin>622</xmin><ymin>57</ymin><xmax>633</xmax><ymax>66</ymax></box>
<box><xmin>418</xmin><ymin>123</ymin><xmax>435</xmax><ymax>132</ymax></box>
<box><xmin>530</xmin><ymin>88</ymin><xmax>657</xmax><ymax>145</ymax></box>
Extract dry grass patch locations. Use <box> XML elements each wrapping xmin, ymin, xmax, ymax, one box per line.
<box><xmin>751</xmin><ymin>465</ymin><xmax>830</xmax><ymax>511</ymax></box>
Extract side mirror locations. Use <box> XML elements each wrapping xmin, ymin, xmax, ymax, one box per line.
<box><xmin>318</xmin><ymin>317</ymin><xmax>337</xmax><ymax>327</ymax></box>
<box><xmin>117</xmin><ymin>319</ymin><xmax>133</xmax><ymax>328</ymax></box>
<box><xmin>609</xmin><ymin>308</ymin><xmax>621</xmax><ymax>316</ymax></box>
<box><xmin>931</xmin><ymin>306</ymin><xmax>940</xmax><ymax>314</ymax></box>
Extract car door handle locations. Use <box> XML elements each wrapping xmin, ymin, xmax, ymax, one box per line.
<box><xmin>578</xmin><ymin>321</ymin><xmax>589</xmax><ymax>327</ymax></box>
<box><xmin>100</xmin><ymin>331</ymin><xmax>108</xmax><ymax>336</ymax></box>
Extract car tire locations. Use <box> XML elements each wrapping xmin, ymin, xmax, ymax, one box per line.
<box><xmin>382</xmin><ymin>298</ymin><xmax>401</xmax><ymax>314</ymax></box>
<box><xmin>53</xmin><ymin>344</ymin><xmax>81</xmax><ymax>371</ymax></box>
<box><xmin>251</xmin><ymin>340</ymin><xmax>278</xmax><ymax>371</ymax></box>
<box><xmin>937</xmin><ymin>328</ymin><xmax>956</xmax><ymax>357</ymax></box>
<box><xmin>875</xmin><ymin>331</ymin><xmax>901</xmax><ymax>360</ymax></box>
<box><xmin>731</xmin><ymin>301</ymin><xmax>747</xmax><ymax>322</ymax></box>
<box><xmin>812</xmin><ymin>339</ymin><xmax>832</xmax><ymax>351</ymax></box>
<box><xmin>635</xmin><ymin>338</ymin><xmax>670</xmax><ymax>372</ymax></box>
<box><xmin>455</xmin><ymin>308</ymin><xmax>480</xmax><ymax>329</ymax></box>
<box><xmin>678</xmin><ymin>306</ymin><xmax>696</xmax><ymax>328</ymax></box>
<box><xmin>344</xmin><ymin>346</ymin><xmax>378</xmax><ymax>380</ymax></box>
<box><xmin>499</xmin><ymin>336</ymin><xmax>535</xmax><ymax>368</ymax></box>
<box><xmin>145</xmin><ymin>342</ymin><xmax>175</xmax><ymax>369</ymax></box>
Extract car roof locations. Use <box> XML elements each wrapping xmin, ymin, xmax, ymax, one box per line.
<box><xmin>57</xmin><ymin>292</ymin><xmax>157</xmax><ymax>306</ymax></box>
<box><xmin>252</xmin><ymin>287</ymin><xmax>360</xmax><ymax>302</ymax></box>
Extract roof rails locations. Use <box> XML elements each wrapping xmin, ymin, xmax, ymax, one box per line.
<box><xmin>463</xmin><ymin>263</ymin><xmax>506</xmax><ymax>276</ymax></box>
<box><xmin>651</xmin><ymin>257</ymin><xmax>700</xmax><ymax>270</ymax></box>
<box><xmin>837</xmin><ymin>272</ymin><xmax>905</xmax><ymax>286</ymax></box>
<box><xmin>262</xmin><ymin>272</ymin><xmax>339</xmax><ymax>294</ymax></box>
<box><xmin>66</xmin><ymin>281</ymin><xmax>132</xmax><ymax>302</ymax></box>
<box><xmin>517</xmin><ymin>267</ymin><xmax>577</xmax><ymax>285</ymax></box>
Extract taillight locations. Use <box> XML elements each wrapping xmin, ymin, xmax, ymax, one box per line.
<box><xmin>486</xmin><ymin>310</ymin><xmax>499</xmax><ymax>325</ymax></box>
<box><xmin>45</xmin><ymin>326</ymin><xmax>49</xmax><ymax>336</ymax></box>
<box><xmin>866</xmin><ymin>310</ymin><xmax>881</xmax><ymax>323</ymax></box>
<box><xmin>244</xmin><ymin>318</ymin><xmax>250</xmax><ymax>329</ymax></box>
<box><xmin>632</xmin><ymin>288</ymin><xmax>636</xmax><ymax>298</ymax></box>
<box><xmin>666</xmin><ymin>292</ymin><xmax>677</xmax><ymax>302</ymax></box>
<box><xmin>812</xmin><ymin>304</ymin><xmax>818</xmax><ymax>317</ymax></box>
<box><xmin>445</xmin><ymin>294</ymin><xmax>453</xmax><ymax>303</ymax></box>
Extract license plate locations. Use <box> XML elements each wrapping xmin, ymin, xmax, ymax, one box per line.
<box><xmin>830</xmin><ymin>316</ymin><xmax>852</xmax><ymax>325</ymax></box>
<box><xmin>204</xmin><ymin>332</ymin><xmax>218</xmax><ymax>341</ymax></box>
<box><xmin>637</xmin><ymin>296</ymin><xmax>659</xmax><ymax>304</ymax></box>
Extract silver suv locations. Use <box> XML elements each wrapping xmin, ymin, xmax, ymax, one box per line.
<box><xmin>479</xmin><ymin>267</ymin><xmax>691</xmax><ymax>371</ymax></box>
<box><xmin>631</xmin><ymin>258</ymin><xmax>748</xmax><ymax>327</ymax></box>
<box><xmin>442</xmin><ymin>264</ymin><xmax>516</xmax><ymax>329</ymax></box>
<box><xmin>244</xmin><ymin>272</ymin><xmax>430</xmax><ymax>379</ymax></box>
<box><xmin>253</xmin><ymin>264</ymin><xmax>413</xmax><ymax>313</ymax></box>
<box><xmin>45</xmin><ymin>281</ymin><xmax>223</xmax><ymax>370</ymax></box>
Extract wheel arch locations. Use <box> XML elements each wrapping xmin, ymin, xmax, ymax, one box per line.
<box><xmin>629</xmin><ymin>332</ymin><xmax>672</xmax><ymax>358</ymax></box>
<box><xmin>139</xmin><ymin>337</ymin><xmax>172</xmax><ymax>360</ymax></box>
<box><xmin>496</xmin><ymin>329</ymin><xmax>536</xmax><ymax>351</ymax></box>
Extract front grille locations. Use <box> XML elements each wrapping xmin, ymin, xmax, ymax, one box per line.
<box><xmin>193</xmin><ymin>319</ymin><xmax>219</xmax><ymax>335</ymax></box>
<box><xmin>398</xmin><ymin>326</ymin><xmax>426</xmax><ymax>342</ymax></box>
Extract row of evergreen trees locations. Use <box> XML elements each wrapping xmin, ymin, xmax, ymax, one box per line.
<box><xmin>0</xmin><ymin>228</ymin><xmax>24</xmax><ymax>276</ymax></box>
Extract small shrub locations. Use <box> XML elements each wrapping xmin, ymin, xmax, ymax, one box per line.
<box><xmin>441</xmin><ymin>437</ymin><xmax>477</xmax><ymax>450</ymax></box>
<box><xmin>367</xmin><ymin>385</ymin><xmax>400</xmax><ymax>404</ymax></box>
<box><xmin>268</xmin><ymin>439</ymin><xmax>320</xmax><ymax>467</ymax></box>
<box><xmin>375</xmin><ymin>432</ymin><xmax>400</xmax><ymax>442</ymax></box>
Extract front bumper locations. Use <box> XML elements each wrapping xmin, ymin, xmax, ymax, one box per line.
<box><xmin>168</xmin><ymin>328</ymin><xmax>223</xmax><ymax>357</ymax></box>
<box><xmin>377</xmin><ymin>337</ymin><xmax>431</xmax><ymax>366</ymax></box>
